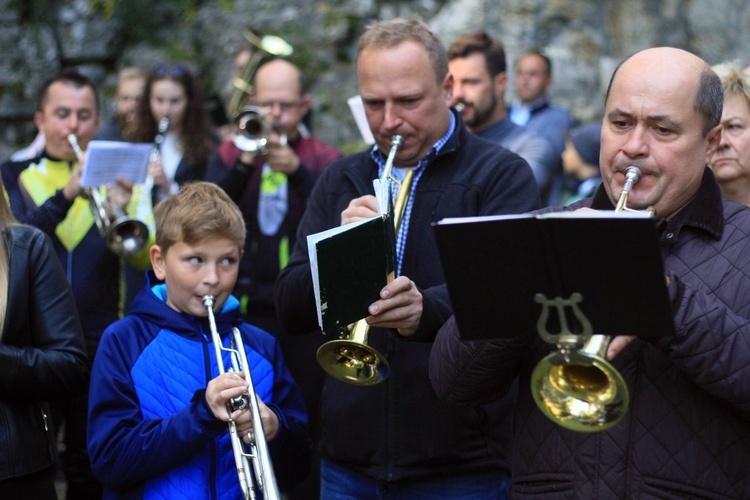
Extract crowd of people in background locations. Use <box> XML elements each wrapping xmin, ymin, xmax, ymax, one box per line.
<box><xmin>2</xmin><ymin>13</ymin><xmax>750</xmax><ymax>500</ymax></box>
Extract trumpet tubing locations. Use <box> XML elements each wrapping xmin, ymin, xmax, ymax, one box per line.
<box><xmin>66</xmin><ymin>134</ymin><xmax>149</xmax><ymax>257</ymax></box>
<box><xmin>202</xmin><ymin>295</ymin><xmax>280</xmax><ymax>500</ymax></box>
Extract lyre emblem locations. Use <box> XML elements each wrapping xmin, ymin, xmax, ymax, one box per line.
<box><xmin>534</xmin><ymin>293</ymin><xmax>593</xmax><ymax>346</ymax></box>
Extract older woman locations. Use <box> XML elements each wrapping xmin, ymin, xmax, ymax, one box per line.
<box><xmin>710</xmin><ymin>61</ymin><xmax>750</xmax><ymax>205</ymax></box>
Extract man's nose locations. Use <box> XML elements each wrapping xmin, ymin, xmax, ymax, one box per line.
<box><xmin>622</xmin><ymin>127</ymin><xmax>650</xmax><ymax>158</ymax></box>
<box><xmin>383</xmin><ymin>103</ymin><xmax>403</xmax><ymax>131</ymax></box>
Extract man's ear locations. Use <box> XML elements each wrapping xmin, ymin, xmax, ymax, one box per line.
<box><xmin>150</xmin><ymin>245</ymin><xmax>166</xmax><ymax>280</ymax></box>
<box><xmin>705</xmin><ymin>124</ymin><xmax>723</xmax><ymax>163</ymax></box>
<box><xmin>299</xmin><ymin>94</ymin><xmax>312</xmax><ymax>116</ymax></box>
<box><xmin>33</xmin><ymin>111</ymin><xmax>44</xmax><ymax>132</ymax></box>
<box><xmin>443</xmin><ymin>73</ymin><xmax>454</xmax><ymax>107</ymax></box>
<box><xmin>494</xmin><ymin>71</ymin><xmax>508</xmax><ymax>97</ymax></box>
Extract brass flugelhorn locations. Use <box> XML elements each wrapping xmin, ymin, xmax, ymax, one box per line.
<box><xmin>66</xmin><ymin>134</ymin><xmax>149</xmax><ymax>257</ymax></box>
<box><xmin>202</xmin><ymin>295</ymin><xmax>281</xmax><ymax>500</ymax></box>
<box><xmin>316</xmin><ymin>135</ymin><xmax>408</xmax><ymax>386</ymax></box>
<box><xmin>530</xmin><ymin>165</ymin><xmax>649</xmax><ymax>432</ymax></box>
<box><xmin>226</xmin><ymin>30</ymin><xmax>293</xmax><ymax>120</ymax></box>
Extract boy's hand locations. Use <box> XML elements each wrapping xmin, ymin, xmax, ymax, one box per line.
<box><xmin>205</xmin><ymin>372</ymin><xmax>249</xmax><ymax>420</ymax></box>
<box><xmin>236</xmin><ymin>397</ymin><xmax>280</xmax><ymax>443</ymax></box>
<box><xmin>205</xmin><ymin>372</ymin><xmax>280</xmax><ymax>442</ymax></box>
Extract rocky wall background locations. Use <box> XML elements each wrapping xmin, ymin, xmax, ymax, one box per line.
<box><xmin>2</xmin><ymin>0</ymin><xmax>750</xmax><ymax>160</ymax></box>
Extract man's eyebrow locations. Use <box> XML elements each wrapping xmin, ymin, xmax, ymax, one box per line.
<box><xmin>606</xmin><ymin>109</ymin><xmax>680</xmax><ymax>129</ymax></box>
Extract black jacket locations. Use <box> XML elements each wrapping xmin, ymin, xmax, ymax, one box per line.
<box><xmin>275</xmin><ymin>115</ymin><xmax>541</xmax><ymax>481</ymax></box>
<box><xmin>0</xmin><ymin>225</ymin><xmax>88</xmax><ymax>480</ymax></box>
<box><xmin>431</xmin><ymin>170</ymin><xmax>750</xmax><ymax>498</ymax></box>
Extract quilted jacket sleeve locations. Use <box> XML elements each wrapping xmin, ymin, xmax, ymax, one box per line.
<box><xmin>429</xmin><ymin>314</ymin><xmax>530</xmax><ymax>405</ymax></box>
<box><xmin>660</xmin><ymin>275</ymin><xmax>750</xmax><ymax>419</ymax></box>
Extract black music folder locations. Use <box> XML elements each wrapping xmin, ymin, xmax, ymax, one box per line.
<box><xmin>433</xmin><ymin>211</ymin><xmax>675</xmax><ymax>340</ymax></box>
<box><xmin>307</xmin><ymin>212</ymin><xmax>395</xmax><ymax>334</ymax></box>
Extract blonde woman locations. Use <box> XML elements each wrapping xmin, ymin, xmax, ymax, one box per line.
<box><xmin>0</xmin><ymin>180</ymin><xmax>88</xmax><ymax>498</ymax></box>
<box><xmin>710</xmin><ymin>61</ymin><xmax>750</xmax><ymax>205</ymax></box>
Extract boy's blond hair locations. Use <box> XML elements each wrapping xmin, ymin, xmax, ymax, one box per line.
<box><xmin>153</xmin><ymin>182</ymin><xmax>245</xmax><ymax>254</ymax></box>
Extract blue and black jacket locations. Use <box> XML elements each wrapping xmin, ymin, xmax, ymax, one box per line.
<box><xmin>87</xmin><ymin>273</ymin><xmax>311</xmax><ymax>499</ymax></box>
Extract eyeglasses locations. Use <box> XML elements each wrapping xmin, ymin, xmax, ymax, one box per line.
<box><xmin>254</xmin><ymin>100</ymin><xmax>303</xmax><ymax>111</ymax></box>
<box><xmin>153</xmin><ymin>64</ymin><xmax>189</xmax><ymax>78</ymax></box>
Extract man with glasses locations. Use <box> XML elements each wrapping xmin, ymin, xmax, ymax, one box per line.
<box><xmin>204</xmin><ymin>56</ymin><xmax>340</xmax><ymax>500</ymax></box>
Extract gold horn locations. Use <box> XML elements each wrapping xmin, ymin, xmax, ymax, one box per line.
<box><xmin>530</xmin><ymin>165</ymin><xmax>651</xmax><ymax>432</ymax></box>
<box><xmin>316</xmin><ymin>135</ymin><xmax>408</xmax><ymax>386</ymax></box>
<box><xmin>226</xmin><ymin>30</ymin><xmax>293</xmax><ymax>120</ymax></box>
<box><xmin>67</xmin><ymin>134</ymin><xmax>150</xmax><ymax>257</ymax></box>
<box><xmin>203</xmin><ymin>295</ymin><xmax>281</xmax><ymax>500</ymax></box>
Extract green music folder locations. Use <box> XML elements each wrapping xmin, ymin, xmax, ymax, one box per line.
<box><xmin>307</xmin><ymin>212</ymin><xmax>395</xmax><ymax>334</ymax></box>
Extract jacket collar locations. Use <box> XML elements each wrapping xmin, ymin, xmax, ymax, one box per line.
<box><xmin>590</xmin><ymin>167</ymin><xmax>724</xmax><ymax>242</ymax></box>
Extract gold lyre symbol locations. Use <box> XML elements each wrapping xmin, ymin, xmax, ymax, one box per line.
<box><xmin>534</xmin><ymin>293</ymin><xmax>593</xmax><ymax>346</ymax></box>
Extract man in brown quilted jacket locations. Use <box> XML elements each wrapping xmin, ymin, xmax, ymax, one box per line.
<box><xmin>430</xmin><ymin>46</ymin><xmax>750</xmax><ymax>498</ymax></box>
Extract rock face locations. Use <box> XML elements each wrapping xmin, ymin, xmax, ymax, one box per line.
<box><xmin>2</xmin><ymin>0</ymin><xmax>750</xmax><ymax>159</ymax></box>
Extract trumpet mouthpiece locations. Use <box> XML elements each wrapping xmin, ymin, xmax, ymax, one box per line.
<box><xmin>624</xmin><ymin>165</ymin><xmax>642</xmax><ymax>183</ymax></box>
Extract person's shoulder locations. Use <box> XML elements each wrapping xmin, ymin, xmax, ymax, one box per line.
<box><xmin>722</xmin><ymin>199</ymin><xmax>750</xmax><ymax>228</ymax></box>
<box><xmin>540</xmin><ymin>103</ymin><xmax>572</xmax><ymax>121</ymax></box>
<box><xmin>5</xmin><ymin>223</ymin><xmax>50</xmax><ymax>250</ymax></box>
<box><xmin>300</xmin><ymin>136</ymin><xmax>341</xmax><ymax>154</ymax></box>
<box><xmin>239</xmin><ymin>321</ymin><xmax>278</xmax><ymax>347</ymax></box>
<box><xmin>1</xmin><ymin>155</ymin><xmax>36</xmax><ymax>174</ymax></box>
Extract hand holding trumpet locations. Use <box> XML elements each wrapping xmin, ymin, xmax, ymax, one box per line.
<box><xmin>205</xmin><ymin>372</ymin><xmax>279</xmax><ymax>443</ymax></box>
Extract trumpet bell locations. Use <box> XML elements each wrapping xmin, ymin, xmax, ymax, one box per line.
<box><xmin>316</xmin><ymin>339</ymin><xmax>389</xmax><ymax>386</ymax></box>
<box><xmin>531</xmin><ymin>350</ymin><xmax>629</xmax><ymax>432</ymax></box>
<box><xmin>232</xmin><ymin>105</ymin><xmax>269</xmax><ymax>153</ymax></box>
<box><xmin>106</xmin><ymin>218</ymin><xmax>150</xmax><ymax>256</ymax></box>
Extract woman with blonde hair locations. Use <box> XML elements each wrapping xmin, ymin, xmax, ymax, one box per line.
<box><xmin>710</xmin><ymin>61</ymin><xmax>750</xmax><ymax>205</ymax></box>
<box><xmin>0</xmin><ymin>179</ymin><xmax>88</xmax><ymax>498</ymax></box>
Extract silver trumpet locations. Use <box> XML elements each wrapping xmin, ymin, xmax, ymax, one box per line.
<box><xmin>202</xmin><ymin>295</ymin><xmax>280</xmax><ymax>500</ymax></box>
<box><xmin>66</xmin><ymin>134</ymin><xmax>149</xmax><ymax>256</ymax></box>
<box><xmin>231</xmin><ymin>105</ymin><xmax>287</xmax><ymax>154</ymax></box>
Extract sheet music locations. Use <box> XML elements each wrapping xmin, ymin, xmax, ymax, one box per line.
<box><xmin>347</xmin><ymin>95</ymin><xmax>375</xmax><ymax>145</ymax></box>
<box><xmin>80</xmin><ymin>140</ymin><xmax>152</xmax><ymax>188</ymax></box>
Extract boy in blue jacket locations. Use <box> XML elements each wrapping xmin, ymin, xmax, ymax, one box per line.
<box><xmin>87</xmin><ymin>182</ymin><xmax>310</xmax><ymax>499</ymax></box>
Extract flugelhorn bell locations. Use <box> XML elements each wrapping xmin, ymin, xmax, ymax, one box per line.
<box><xmin>529</xmin><ymin>165</ymin><xmax>650</xmax><ymax>432</ymax></box>
<box><xmin>315</xmin><ymin>135</ymin><xmax>405</xmax><ymax>386</ymax></box>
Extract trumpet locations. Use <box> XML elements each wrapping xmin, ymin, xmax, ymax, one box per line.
<box><xmin>316</xmin><ymin>135</ymin><xmax>408</xmax><ymax>386</ymax></box>
<box><xmin>66</xmin><ymin>134</ymin><xmax>149</xmax><ymax>257</ymax></box>
<box><xmin>231</xmin><ymin>105</ymin><xmax>286</xmax><ymax>154</ymax></box>
<box><xmin>202</xmin><ymin>295</ymin><xmax>280</xmax><ymax>500</ymax></box>
<box><xmin>530</xmin><ymin>165</ymin><xmax>650</xmax><ymax>432</ymax></box>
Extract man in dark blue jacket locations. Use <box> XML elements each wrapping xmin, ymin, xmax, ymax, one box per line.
<box><xmin>275</xmin><ymin>17</ymin><xmax>540</xmax><ymax>498</ymax></box>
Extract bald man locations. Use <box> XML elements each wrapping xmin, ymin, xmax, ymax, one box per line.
<box><xmin>430</xmin><ymin>47</ymin><xmax>750</xmax><ymax>498</ymax></box>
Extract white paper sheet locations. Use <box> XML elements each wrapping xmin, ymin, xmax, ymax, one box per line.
<box><xmin>80</xmin><ymin>140</ymin><xmax>152</xmax><ymax>187</ymax></box>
